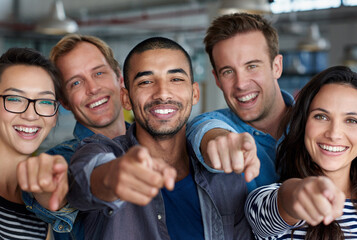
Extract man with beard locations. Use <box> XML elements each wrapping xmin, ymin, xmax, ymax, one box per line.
<box><xmin>67</xmin><ymin>37</ymin><xmax>255</xmax><ymax>239</ymax></box>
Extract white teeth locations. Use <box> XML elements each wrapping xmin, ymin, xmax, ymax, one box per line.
<box><xmin>89</xmin><ymin>98</ymin><xmax>108</xmax><ymax>108</ymax></box>
<box><xmin>319</xmin><ymin>144</ymin><xmax>346</xmax><ymax>152</ymax></box>
<box><xmin>154</xmin><ymin>109</ymin><xmax>175</xmax><ymax>114</ymax></box>
<box><xmin>14</xmin><ymin>126</ymin><xmax>39</xmax><ymax>133</ymax></box>
<box><xmin>238</xmin><ymin>93</ymin><xmax>258</xmax><ymax>102</ymax></box>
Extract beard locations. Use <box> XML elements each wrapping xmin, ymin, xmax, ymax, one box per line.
<box><xmin>133</xmin><ymin>99</ymin><xmax>191</xmax><ymax>140</ymax></box>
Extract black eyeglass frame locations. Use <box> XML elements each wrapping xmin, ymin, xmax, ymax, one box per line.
<box><xmin>0</xmin><ymin>94</ymin><xmax>60</xmax><ymax>117</ymax></box>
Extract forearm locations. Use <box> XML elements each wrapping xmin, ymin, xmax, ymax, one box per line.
<box><xmin>277</xmin><ymin>178</ymin><xmax>304</xmax><ymax>225</ymax></box>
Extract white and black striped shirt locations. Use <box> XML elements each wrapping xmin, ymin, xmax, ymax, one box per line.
<box><xmin>245</xmin><ymin>183</ymin><xmax>357</xmax><ymax>239</ymax></box>
<box><xmin>0</xmin><ymin>196</ymin><xmax>47</xmax><ymax>240</ymax></box>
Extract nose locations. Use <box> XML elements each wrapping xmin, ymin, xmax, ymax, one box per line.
<box><xmin>86</xmin><ymin>78</ymin><xmax>101</xmax><ymax>95</ymax></box>
<box><xmin>20</xmin><ymin>102</ymin><xmax>39</xmax><ymax>121</ymax></box>
<box><xmin>324</xmin><ymin>120</ymin><xmax>343</xmax><ymax>141</ymax></box>
<box><xmin>233</xmin><ymin>70</ymin><xmax>249</xmax><ymax>90</ymax></box>
<box><xmin>152</xmin><ymin>80</ymin><xmax>172</xmax><ymax>101</ymax></box>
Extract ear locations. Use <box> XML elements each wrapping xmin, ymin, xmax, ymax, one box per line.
<box><xmin>120</xmin><ymin>87</ymin><xmax>132</xmax><ymax>111</ymax></box>
<box><xmin>59</xmin><ymin>99</ymin><xmax>70</xmax><ymax>111</ymax></box>
<box><xmin>117</xmin><ymin>68</ymin><xmax>125</xmax><ymax>88</ymax></box>
<box><xmin>272</xmin><ymin>54</ymin><xmax>283</xmax><ymax>80</ymax></box>
<box><xmin>192</xmin><ymin>82</ymin><xmax>200</xmax><ymax>106</ymax></box>
<box><xmin>212</xmin><ymin>69</ymin><xmax>222</xmax><ymax>90</ymax></box>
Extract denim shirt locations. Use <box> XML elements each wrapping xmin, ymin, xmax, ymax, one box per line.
<box><xmin>22</xmin><ymin>122</ymin><xmax>129</xmax><ymax>240</ymax></box>
<box><xmin>187</xmin><ymin>90</ymin><xmax>294</xmax><ymax>193</ymax></box>
<box><xmin>67</xmin><ymin>123</ymin><xmax>253</xmax><ymax>240</ymax></box>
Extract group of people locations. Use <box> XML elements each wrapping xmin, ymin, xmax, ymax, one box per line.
<box><xmin>0</xmin><ymin>11</ymin><xmax>356</xmax><ymax>240</ymax></box>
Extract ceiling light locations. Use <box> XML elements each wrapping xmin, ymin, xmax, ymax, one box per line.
<box><xmin>36</xmin><ymin>0</ymin><xmax>78</xmax><ymax>35</ymax></box>
<box><xmin>298</xmin><ymin>23</ymin><xmax>330</xmax><ymax>51</ymax></box>
<box><xmin>219</xmin><ymin>0</ymin><xmax>271</xmax><ymax>15</ymax></box>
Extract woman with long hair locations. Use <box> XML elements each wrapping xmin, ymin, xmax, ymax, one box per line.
<box><xmin>0</xmin><ymin>48</ymin><xmax>67</xmax><ymax>239</ymax></box>
<box><xmin>245</xmin><ymin>66</ymin><xmax>357</xmax><ymax>239</ymax></box>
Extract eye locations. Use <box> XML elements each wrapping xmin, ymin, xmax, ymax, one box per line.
<box><xmin>221</xmin><ymin>69</ymin><xmax>233</xmax><ymax>77</ymax></box>
<box><xmin>6</xmin><ymin>96</ymin><xmax>23</xmax><ymax>103</ymax></box>
<box><xmin>248</xmin><ymin>65</ymin><xmax>257</xmax><ymax>70</ymax></box>
<box><xmin>313</xmin><ymin>114</ymin><xmax>328</xmax><ymax>121</ymax></box>
<box><xmin>38</xmin><ymin>100</ymin><xmax>55</xmax><ymax>106</ymax></box>
<box><xmin>346</xmin><ymin>118</ymin><xmax>357</xmax><ymax>124</ymax></box>
<box><xmin>138</xmin><ymin>80</ymin><xmax>152</xmax><ymax>85</ymax></box>
<box><xmin>96</xmin><ymin>72</ymin><xmax>103</xmax><ymax>76</ymax></box>
<box><xmin>70</xmin><ymin>80</ymin><xmax>81</xmax><ymax>88</ymax></box>
<box><xmin>172</xmin><ymin>78</ymin><xmax>184</xmax><ymax>82</ymax></box>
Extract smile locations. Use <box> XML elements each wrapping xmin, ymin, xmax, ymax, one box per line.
<box><xmin>238</xmin><ymin>93</ymin><xmax>258</xmax><ymax>102</ymax></box>
<box><xmin>89</xmin><ymin>97</ymin><xmax>108</xmax><ymax>108</ymax></box>
<box><xmin>154</xmin><ymin>109</ymin><xmax>175</xmax><ymax>115</ymax></box>
<box><xmin>14</xmin><ymin>126</ymin><xmax>39</xmax><ymax>133</ymax></box>
<box><xmin>319</xmin><ymin>144</ymin><xmax>347</xmax><ymax>153</ymax></box>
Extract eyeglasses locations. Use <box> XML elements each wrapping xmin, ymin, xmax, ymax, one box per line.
<box><xmin>0</xmin><ymin>95</ymin><xmax>59</xmax><ymax>117</ymax></box>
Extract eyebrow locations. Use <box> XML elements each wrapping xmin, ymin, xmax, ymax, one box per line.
<box><xmin>3</xmin><ymin>88</ymin><xmax>55</xmax><ymax>97</ymax></box>
<box><xmin>133</xmin><ymin>68</ymin><xmax>188</xmax><ymax>81</ymax></box>
<box><xmin>168</xmin><ymin>68</ymin><xmax>188</xmax><ymax>76</ymax></box>
<box><xmin>310</xmin><ymin>107</ymin><xmax>357</xmax><ymax>116</ymax></box>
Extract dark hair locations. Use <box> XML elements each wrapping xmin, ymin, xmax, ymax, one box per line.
<box><xmin>123</xmin><ymin>37</ymin><xmax>193</xmax><ymax>90</ymax></box>
<box><xmin>276</xmin><ymin>66</ymin><xmax>357</xmax><ymax>240</ymax></box>
<box><xmin>204</xmin><ymin>13</ymin><xmax>279</xmax><ymax>73</ymax></box>
<box><xmin>0</xmin><ymin>47</ymin><xmax>62</xmax><ymax>101</ymax></box>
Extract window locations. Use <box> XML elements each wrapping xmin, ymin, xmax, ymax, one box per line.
<box><xmin>271</xmin><ymin>0</ymin><xmax>341</xmax><ymax>13</ymax></box>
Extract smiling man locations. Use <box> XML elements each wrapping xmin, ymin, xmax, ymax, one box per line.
<box><xmin>67</xmin><ymin>37</ymin><xmax>254</xmax><ymax>240</ymax></box>
<box><xmin>187</xmin><ymin>13</ymin><xmax>294</xmax><ymax>192</ymax></box>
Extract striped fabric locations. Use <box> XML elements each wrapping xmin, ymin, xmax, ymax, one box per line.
<box><xmin>0</xmin><ymin>196</ymin><xmax>47</xmax><ymax>240</ymax></box>
<box><xmin>245</xmin><ymin>183</ymin><xmax>357</xmax><ymax>240</ymax></box>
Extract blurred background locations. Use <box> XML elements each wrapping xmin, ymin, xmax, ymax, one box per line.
<box><xmin>1</xmin><ymin>0</ymin><xmax>356</xmax><ymax>150</ymax></box>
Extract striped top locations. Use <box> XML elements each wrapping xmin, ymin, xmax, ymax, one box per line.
<box><xmin>245</xmin><ymin>183</ymin><xmax>357</xmax><ymax>240</ymax></box>
<box><xmin>0</xmin><ymin>195</ymin><xmax>47</xmax><ymax>240</ymax></box>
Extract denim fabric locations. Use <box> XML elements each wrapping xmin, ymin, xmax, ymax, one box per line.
<box><xmin>186</xmin><ymin>90</ymin><xmax>294</xmax><ymax>193</ymax></box>
<box><xmin>68</xmin><ymin>123</ymin><xmax>253</xmax><ymax>240</ymax></box>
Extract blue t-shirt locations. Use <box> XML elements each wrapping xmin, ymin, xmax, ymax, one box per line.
<box><xmin>161</xmin><ymin>172</ymin><xmax>204</xmax><ymax>240</ymax></box>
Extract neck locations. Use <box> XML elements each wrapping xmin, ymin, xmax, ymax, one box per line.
<box><xmin>136</xmin><ymin>126</ymin><xmax>190</xmax><ymax>181</ymax></box>
<box><xmin>327</xmin><ymin>170</ymin><xmax>352</xmax><ymax>199</ymax></box>
<box><xmin>0</xmin><ymin>145</ymin><xmax>27</xmax><ymax>203</ymax></box>
<box><xmin>249</xmin><ymin>91</ymin><xmax>288</xmax><ymax>140</ymax></box>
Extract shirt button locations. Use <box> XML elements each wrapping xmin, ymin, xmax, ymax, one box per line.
<box><xmin>254</xmin><ymin>132</ymin><xmax>260</xmax><ymax>136</ymax></box>
<box><xmin>58</xmin><ymin>225</ymin><xmax>63</xmax><ymax>230</ymax></box>
<box><xmin>158</xmin><ymin>214</ymin><xmax>162</xmax><ymax>220</ymax></box>
<box><xmin>108</xmin><ymin>210</ymin><xmax>113</xmax><ymax>216</ymax></box>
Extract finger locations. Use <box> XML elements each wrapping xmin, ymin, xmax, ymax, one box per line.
<box><xmin>242</xmin><ymin>149</ymin><xmax>260</xmax><ymax>182</ymax></box>
<box><xmin>48</xmin><ymin>173</ymin><xmax>68</xmax><ymax>211</ymax></box>
<box><xmin>26</xmin><ymin>158</ymin><xmax>41</xmax><ymax>192</ymax></box>
<box><xmin>296</xmin><ymin>189</ymin><xmax>325</xmax><ymax>225</ymax></box>
<box><xmin>230</xmin><ymin>149</ymin><xmax>244</xmax><ymax>174</ymax></box>
<box><xmin>215</xmin><ymin>138</ymin><xmax>232</xmax><ymax>173</ymax></box>
<box><xmin>151</xmin><ymin>158</ymin><xmax>176</xmax><ymax>190</ymax></box>
<box><xmin>37</xmin><ymin>157</ymin><xmax>57</xmax><ymax>192</ymax></box>
<box><xmin>206</xmin><ymin>141</ymin><xmax>222</xmax><ymax>169</ymax></box>
<box><xmin>134</xmin><ymin>147</ymin><xmax>154</xmax><ymax>169</ymax></box>
<box><xmin>17</xmin><ymin>161</ymin><xmax>29</xmax><ymax>190</ymax></box>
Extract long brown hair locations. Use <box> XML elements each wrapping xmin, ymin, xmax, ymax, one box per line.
<box><xmin>276</xmin><ymin>66</ymin><xmax>357</xmax><ymax>240</ymax></box>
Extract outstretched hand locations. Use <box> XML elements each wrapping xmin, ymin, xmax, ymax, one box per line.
<box><xmin>278</xmin><ymin>177</ymin><xmax>345</xmax><ymax>226</ymax></box>
<box><xmin>202</xmin><ymin>129</ymin><xmax>260</xmax><ymax>182</ymax></box>
<box><xmin>17</xmin><ymin>153</ymin><xmax>68</xmax><ymax>211</ymax></box>
<box><xmin>91</xmin><ymin>145</ymin><xmax>177</xmax><ymax>206</ymax></box>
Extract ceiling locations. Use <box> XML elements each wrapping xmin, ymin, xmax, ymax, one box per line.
<box><xmin>0</xmin><ymin>0</ymin><xmax>216</xmax><ymax>37</ymax></box>
<box><xmin>1</xmin><ymin>0</ymin><xmax>357</xmax><ymax>39</ymax></box>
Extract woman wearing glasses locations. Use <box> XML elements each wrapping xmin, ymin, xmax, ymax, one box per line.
<box><xmin>0</xmin><ymin>48</ymin><xmax>68</xmax><ymax>239</ymax></box>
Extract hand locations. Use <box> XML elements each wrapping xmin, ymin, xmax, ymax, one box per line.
<box><xmin>17</xmin><ymin>153</ymin><xmax>68</xmax><ymax>211</ymax></box>
<box><xmin>278</xmin><ymin>177</ymin><xmax>345</xmax><ymax>226</ymax></box>
<box><xmin>91</xmin><ymin>145</ymin><xmax>177</xmax><ymax>206</ymax></box>
<box><xmin>201</xmin><ymin>129</ymin><xmax>260</xmax><ymax>182</ymax></box>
